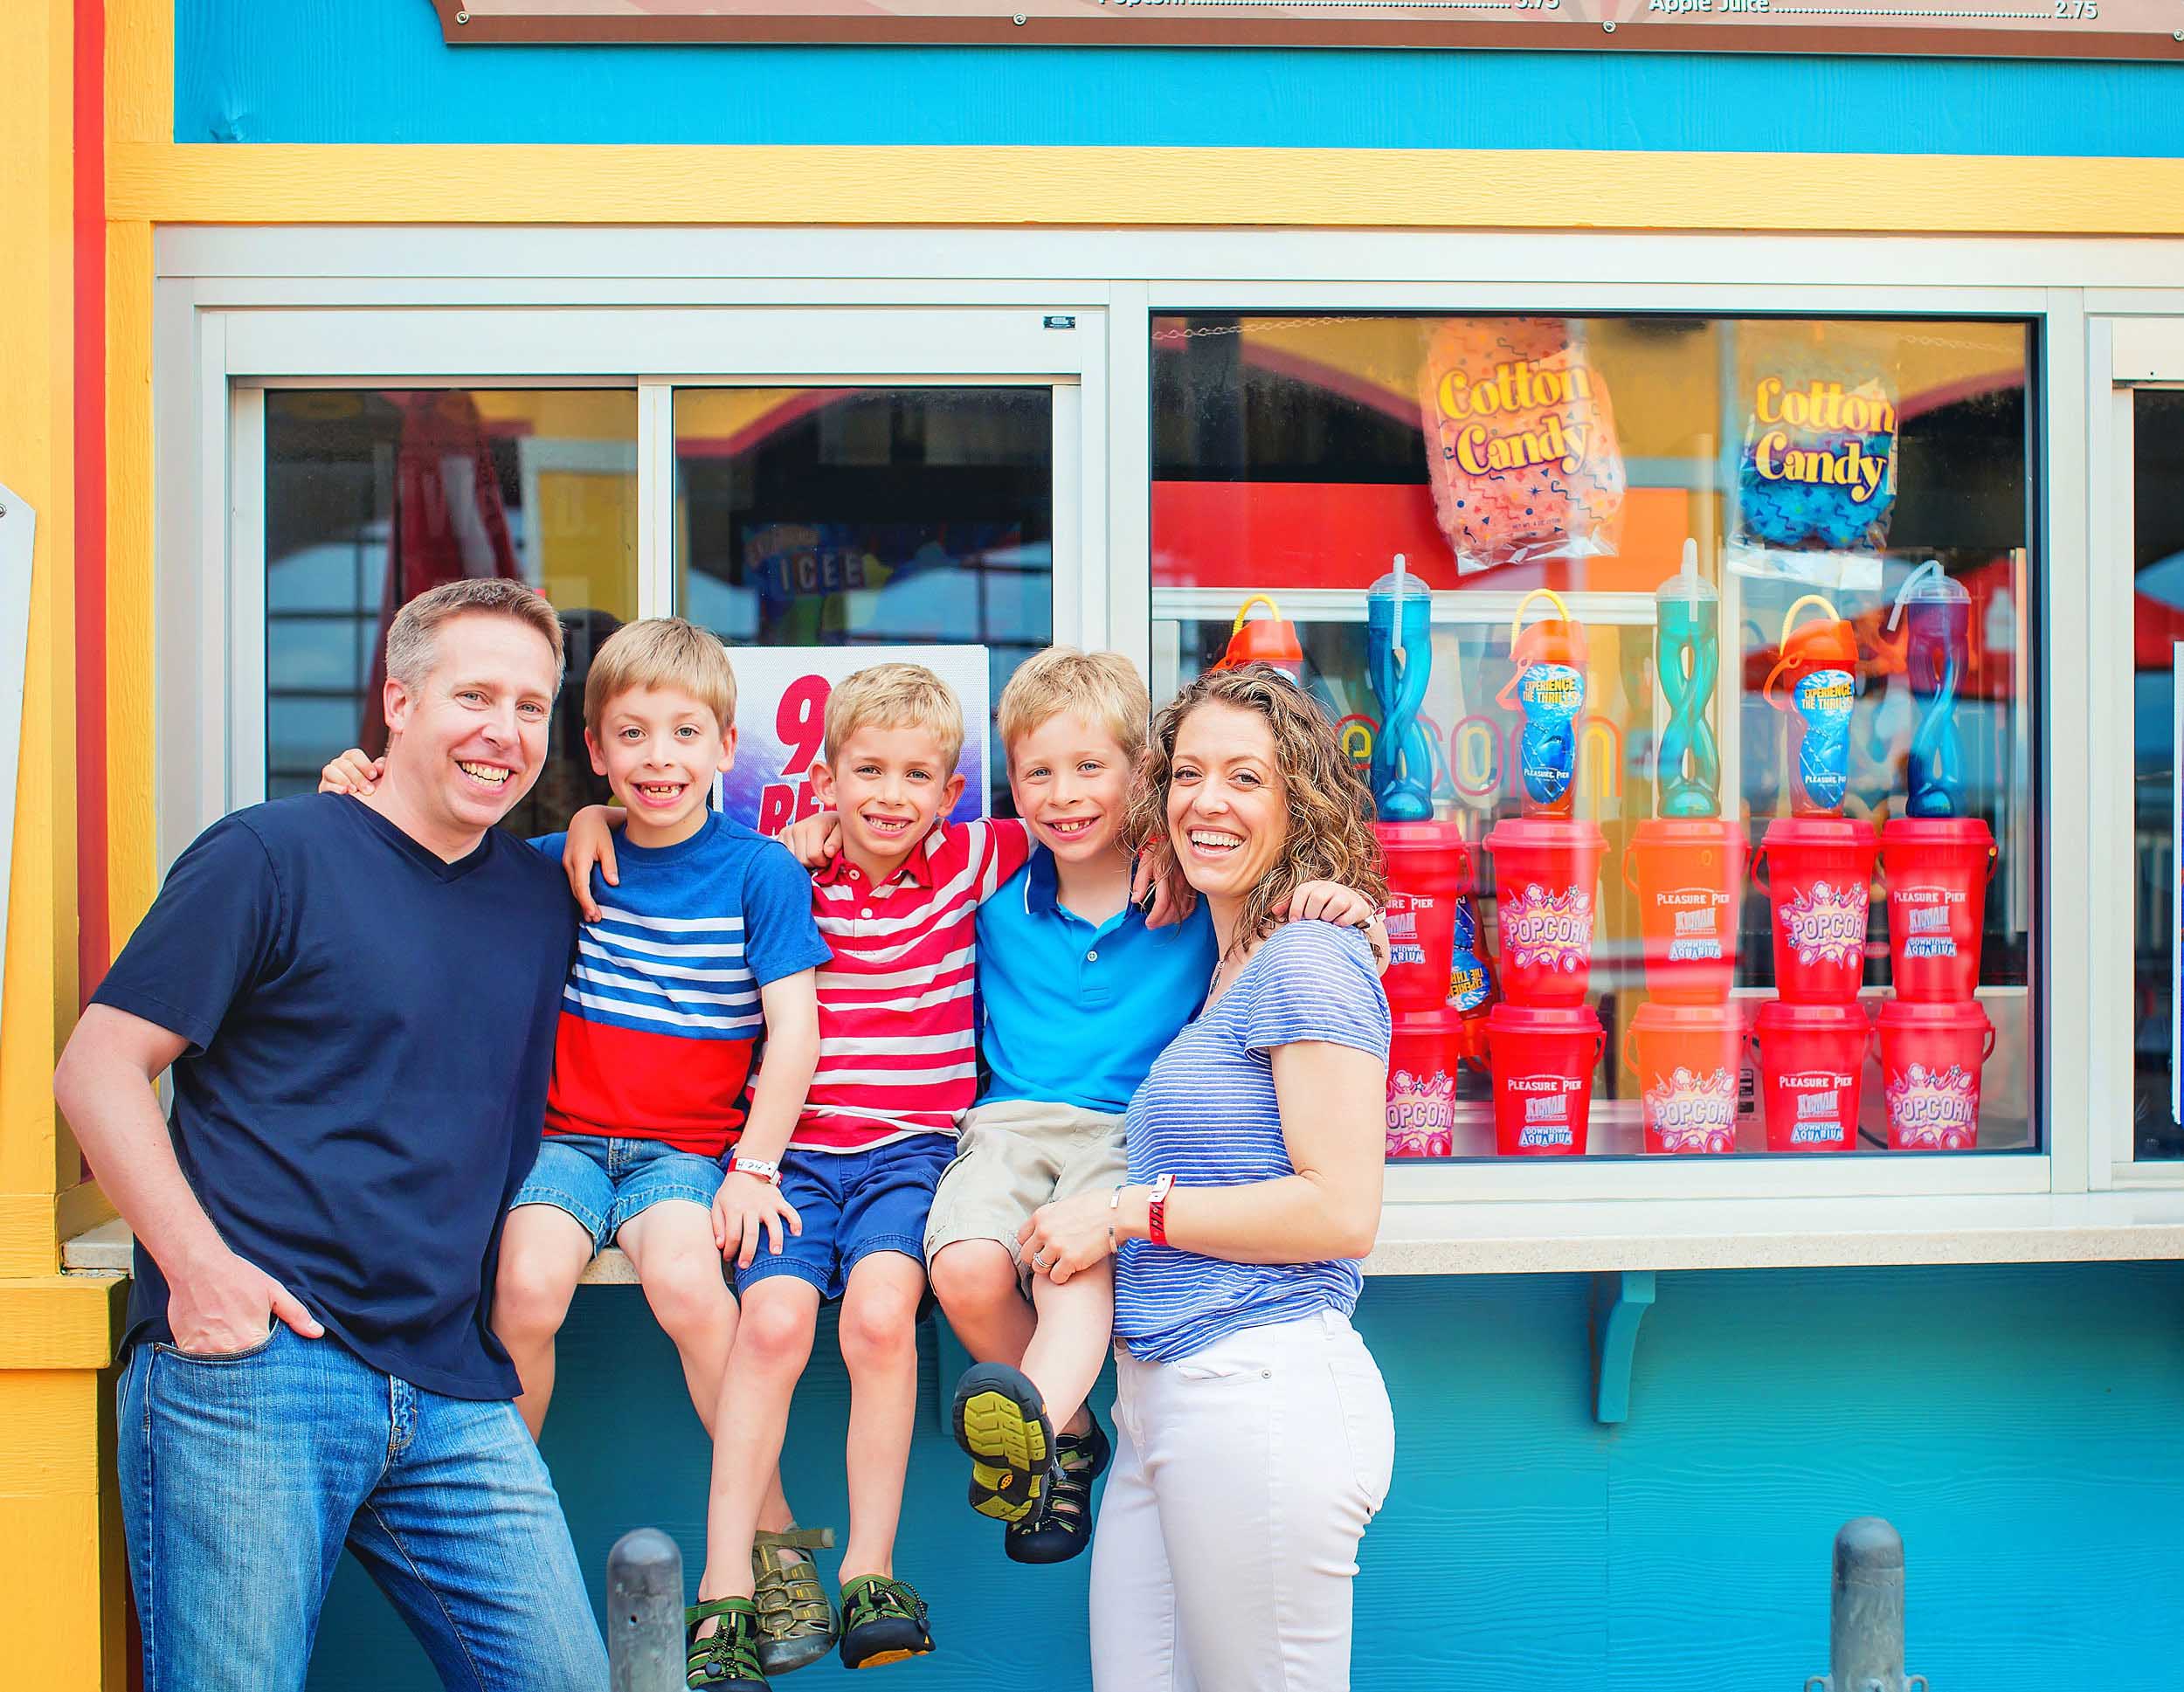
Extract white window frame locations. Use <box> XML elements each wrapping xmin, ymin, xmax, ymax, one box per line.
<box><xmin>2088</xmin><ymin>309</ymin><xmax>2184</xmax><ymax>1191</ymax></box>
<box><xmin>147</xmin><ymin>226</ymin><xmax>2184</xmax><ymax>1264</ymax></box>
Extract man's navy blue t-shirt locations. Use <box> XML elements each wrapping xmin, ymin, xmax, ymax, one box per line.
<box><xmin>93</xmin><ymin>793</ymin><xmax>577</xmax><ymax>1398</ymax></box>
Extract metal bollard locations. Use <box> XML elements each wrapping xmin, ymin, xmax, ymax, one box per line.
<box><xmin>1804</xmin><ymin>1516</ymin><xmax>1926</xmax><ymax>1692</ymax></box>
<box><xmin>608</xmin><ymin>1527</ymin><xmax>685</xmax><ymax>1692</ymax></box>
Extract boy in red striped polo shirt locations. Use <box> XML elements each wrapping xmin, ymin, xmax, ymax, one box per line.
<box><xmin>686</xmin><ymin>661</ymin><xmax>1024</xmax><ymax>1685</ymax></box>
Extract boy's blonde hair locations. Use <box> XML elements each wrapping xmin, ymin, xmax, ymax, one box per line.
<box><xmin>583</xmin><ymin>618</ymin><xmax>737</xmax><ymax>738</ymax></box>
<box><xmin>823</xmin><ymin>662</ymin><xmax>964</xmax><ymax>772</ymax></box>
<box><xmin>997</xmin><ymin>646</ymin><xmax>1151</xmax><ymax>763</ymax></box>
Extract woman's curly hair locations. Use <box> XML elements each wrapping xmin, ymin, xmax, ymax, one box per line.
<box><xmin>1130</xmin><ymin>664</ymin><xmax>1388</xmax><ymax>962</ymax></box>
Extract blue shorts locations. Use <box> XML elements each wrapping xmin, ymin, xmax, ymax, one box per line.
<box><xmin>736</xmin><ymin>1136</ymin><xmax>953</xmax><ymax>1302</ymax></box>
<box><xmin>512</xmin><ymin>1133</ymin><xmax>724</xmax><ymax>1253</ymax></box>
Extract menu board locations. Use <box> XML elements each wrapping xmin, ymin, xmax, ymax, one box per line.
<box><xmin>436</xmin><ymin>0</ymin><xmax>2184</xmax><ymax>57</ymax></box>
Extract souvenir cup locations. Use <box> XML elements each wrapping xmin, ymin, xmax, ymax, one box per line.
<box><xmin>1881</xmin><ymin>817</ymin><xmax>1996</xmax><ymax>1002</ymax></box>
<box><xmin>1754</xmin><ymin>816</ymin><xmax>1877</xmax><ymax>1004</ymax></box>
<box><xmin>1386</xmin><ymin>1006</ymin><xmax>1470</xmax><ymax>1159</ymax></box>
<box><xmin>1376</xmin><ymin>823</ymin><xmax>1476</xmax><ymax>1015</ymax></box>
<box><xmin>1878</xmin><ymin>999</ymin><xmax>1994</xmax><ymax>1151</ymax></box>
<box><xmin>1624</xmin><ymin>1002</ymin><xmax>1745</xmax><ymax>1155</ymax></box>
<box><xmin>1754</xmin><ymin>999</ymin><xmax>1872</xmax><ymax>1153</ymax></box>
<box><xmin>1762</xmin><ymin>594</ymin><xmax>1860</xmax><ymax>818</ymax></box>
<box><xmin>1496</xmin><ymin>589</ymin><xmax>1589</xmax><ymax>820</ymax></box>
<box><xmin>1621</xmin><ymin>818</ymin><xmax>1745</xmax><ymax>1004</ymax></box>
<box><xmin>1486</xmin><ymin>1002</ymin><xmax>1603</xmax><ymax>1157</ymax></box>
<box><xmin>1487</xmin><ymin>817</ymin><xmax>1607</xmax><ymax>1007</ymax></box>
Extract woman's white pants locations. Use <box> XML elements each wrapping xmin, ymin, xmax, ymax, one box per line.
<box><xmin>1089</xmin><ymin>1309</ymin><xmax>1395</xmax><ymax>1692</ymax></box>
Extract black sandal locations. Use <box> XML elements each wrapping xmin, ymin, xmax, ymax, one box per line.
<box><xmin>837</xmin><ymin>1574</ymin><xmax>933</xmax><ymax>1670</ymax></box>
<box><xmin>1006</xmin><ymin>1417</ymin><xmax>1112</xmax><ymax>1565</ymax></box>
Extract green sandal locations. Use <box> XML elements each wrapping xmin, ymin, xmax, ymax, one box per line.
<box><xmin>751</xmin><ymin>1526</ymin><xmax>838</xmax><ymax>1675</ymax></box>
<box><xmin>685</xmin><ymin>1596</ymin><xmax>766</xmax><ymax>1690</ymax></box>
<box><xmin>837</xmin><ymin>1574</ymin><xmax>933</xmax><ymax>1671</ymax></box>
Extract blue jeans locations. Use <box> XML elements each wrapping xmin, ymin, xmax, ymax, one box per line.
<box><xmin>117</xmin><ymin>1324</ymin><xmax>607</xmax><ymax>1692</ymax></box>
<box><xmin>514</xmin><ymin>1131</ymin><xmax>725</xmax><ymax>1252</ymax></box>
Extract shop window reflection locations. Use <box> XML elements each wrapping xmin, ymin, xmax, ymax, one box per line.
<box><xmin>1151</xmin><ymin>314</ymin><xmax>2037</xmax><ymax>1161</ymax></box>
<box><xmin>263</xmin><ymin>390</ymin><xmax>639</xmax><ymax>839</ymax></box>
<box><xmin>673</xmin><ymin>386</ymin><xmax>1054</xmax><ymax>816</ymax></box>
<box><xmin>2130</xmin><ymin>390</ymin><xmax>2184</xmax><ymax>1157</ymax></box>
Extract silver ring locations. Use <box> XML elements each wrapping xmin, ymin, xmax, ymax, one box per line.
<box><xmin>1033</xmin><ymin>1251</ymin><xmax>1050</xmax><ymax>1269</ymax></box>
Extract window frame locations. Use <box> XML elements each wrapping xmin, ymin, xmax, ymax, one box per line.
<box><xmin>147</xmin><ymin>226</ymin><xmax>2184</xmax><ymax>1253</ymax></box>
<box><xmin>2090</xmin><ymin>312</ymin><xmax>2184</xmax><ymax>1191</ymax></box>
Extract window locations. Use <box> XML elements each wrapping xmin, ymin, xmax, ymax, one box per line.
<box><xmin>674</xmin><ymin>385</ymin><xmax>1054</xmax><ymax>815</ymax></box>
<box><xmin>263</xmin><ymin>389</ymin><xmax>639</xmax><ymax>838</ymax></box>
<box><xmin>2131</xmin><ymin>389</ymin><xmax>2184</xmax><ymax>1159</ymax></box>
<box><xmin>1151</xmin><ymin>313</ymin><xmax>2037</xmax><ymax>1160</ymax></box>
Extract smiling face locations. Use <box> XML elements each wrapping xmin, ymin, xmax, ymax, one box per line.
<box><xmin>1165</xmin><ymin>699</ymin><xmax>1289</xmax><ymax>907</ymax></box>
<box><xmin>1007</xmin><ymin>710</ymin><xmax>1133</xmax><ymax>867</ymax></box>
<box><xmin>377</xmin><ymin>611</ymin><xmax>558</xmax><ymax>858</ymax></box>
<box><xmin>811</xmin><ymin>722</ymin><xmax>965</xmax><ymax>878</ymax></box>
<box><xmin>587</xmin><ymin>685</ymin><xmax>736</xmax><ymax>850</ymax></box>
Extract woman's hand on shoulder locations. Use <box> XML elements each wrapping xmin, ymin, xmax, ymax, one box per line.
<box><xmin>317</xmin><ymin>748</ymin><xmax>384</xmax><ymax>797</ymax></box>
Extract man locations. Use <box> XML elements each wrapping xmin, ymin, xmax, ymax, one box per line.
<box><xmin>56</xmin><ymin>577</ymin><xmax>608</xmax><ymax>1691</ymax></box>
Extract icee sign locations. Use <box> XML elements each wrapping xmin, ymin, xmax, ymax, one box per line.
<box><xmin>717</xmin><ymin>645</ymin><xmax>992</xmax><ymax>833</ymax></box>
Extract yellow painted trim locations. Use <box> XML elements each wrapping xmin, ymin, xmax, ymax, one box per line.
<box><xmin>56</xmin><ymin>1177</ymin><xmax>118</xmax><ymax>1246</ymax></box>
<box><xmin>0</xmin><ymin>1274</ymin><xmax>128</xmax><ymax>1371</ymax></box>
<box><xmin>0</xmin><ymin>0</ymin><xmax>77</xmax><ymax>1280</ymax></box>
<box><xmin>107</xmin><ymin>0</ymin><xmax>173</xmax><ymax>148</ymax></box>
<box><xmin>104</xmin><ymin>140</ymin><xmax>2184</xmax><ymax>234</ymax></box>
<box><xmin>106</xmin><ymin>220</ymin><xmax>156</xmax><ymax>951</ymax></box>
<box><xmin>0</xmin><ymin>1357</ymin><xmax>130</xmax><ymax>1689</ymax></box>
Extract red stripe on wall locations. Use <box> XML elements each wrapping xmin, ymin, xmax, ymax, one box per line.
<box><xmin>73</xmin><ymin>0</ymin><xmax>109</xmax><ymax>998</ymax></box>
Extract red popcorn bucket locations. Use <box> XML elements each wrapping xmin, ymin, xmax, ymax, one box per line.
<box><xmin>1878</xmin><ymin>998</ymin><xmax>1994</xmax><ymax>1151</ymax></box>
<box><xmin>1753</xmin><ymin>815</ymin><xmax>1877</xmax><ymax>1005</ymax></box>
<box><xmin>1881</xmin><ymin>817</ymin><xmax>1996</xmax><ymax>1002</ymax></box>
<box><xmin>1620</xmin><ymin>817</ymin><xmax>1745</xmax><ymax>1004</ymax></box>
<box><xmin>1753</xmin><ymin>999</ymin><xmax>1872</xmax><ymax>1153</ymax></box>
<box><xmin>1376</xmin><ymin>821</ymin><xmax>1476</xmax><ymax>1015</ymax></box>
<box><xmin>1485</xmin><ymin>1002</ymin><xmax>1602</xmax><ymax>1157</ymax></box>
<box><xmin>1385</xmin><ymin>1006</ymin><xmax>1472</xmax><ymax>1158</ymax></box>
<box><xmin>1486</xmin><ymin>817</ymin><xmax>1607</xmax><ymax>1007</ymax></box>
<box><xmin>1622</xmin><ymin>1001</ymin><xmax>1745</xmax><ymax>1155</ymax></box>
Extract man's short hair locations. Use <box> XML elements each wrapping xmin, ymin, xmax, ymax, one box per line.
<box><xmin>384</xmin><ymin>579</ymin><xmax>567</xmax><ymax>696</ymax></box>
<box><xmin>582</xmin><ymin>618</ymin><xmax>738</xmax><ymax>739</ymax></box>
<box><xmin>997</xmin><ymin>647</ymin><xmax>1150</xmax><ymax>763</ymax></box>
<box><xmin>823</xmin><ymin>662</ymin><xmax>964</xmax><ymax>773</ymax></box>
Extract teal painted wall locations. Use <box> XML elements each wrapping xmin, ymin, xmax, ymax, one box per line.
<box><xmin>176</xmin><ymin>0</ymin><xmax>2184</xmax><ymax>155</ymax></box>
<box><xmin>306</xmin><ymin>1261</ymin><xmax>2184</xmax><ymax>1691</ymax></box>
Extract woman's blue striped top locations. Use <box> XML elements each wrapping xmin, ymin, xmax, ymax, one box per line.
<box><xmin>1113</xmin><ymin>919</ymin><xmax>1392</xmax><ymax>1364</ymax></box>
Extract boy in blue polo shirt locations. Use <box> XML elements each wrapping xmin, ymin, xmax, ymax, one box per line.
<box><xmin>921</xmin><ymin>649</ymin><xmax>1379</xmax><ymax>1564</ymax></box>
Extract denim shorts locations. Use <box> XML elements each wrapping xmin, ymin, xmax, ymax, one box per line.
<box><xmin>511</xmin><ymin>1133</ymin><xmax>724</xmax><ymax>1253</ymax></box>
<box><xmin>736</xmin><ymin>1136</ymin><xmax>954</xmax><ymax>1302</ymax></box>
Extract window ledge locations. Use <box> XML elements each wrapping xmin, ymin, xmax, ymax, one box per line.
<box><xmin>64</xmin><ymin>1191</ymin><xmax>2184</xmax><ymax>1286</ymax></box>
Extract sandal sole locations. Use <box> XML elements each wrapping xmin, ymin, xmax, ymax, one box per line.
<box><xmin>950</xmin><ymin>1369</ymin><xmax>1051</xmax><ymax>1525</ymax></box>
<box><xmin>757</xmin><ymin>1633</ymin><xmax>837</xmax><ymax>1676</ymax></box>
<box><xmin>847</xmin><ymin>1646</ymin><xmax>930</xmax><ymax>1670</ymax></box>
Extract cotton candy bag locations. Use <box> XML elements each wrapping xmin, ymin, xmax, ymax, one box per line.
<box><xmin>1417</xmin><ymin>317</ymin><xmax>1627</xmax><ymax>577</ymax></box>
<box><xmin>1728</xmin><ymin>359</ymin><xmax>1897</xmax><ymax>590</ymax></box>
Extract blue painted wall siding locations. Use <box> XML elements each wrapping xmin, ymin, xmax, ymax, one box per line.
<box><xmin>176</xmin><ymin>1</ymin><xmax>2184</xmax><ymax>155</ymax></box>
<box><xmin>306</xmin><ymin>1261</ymin><xmax>2184</xmax><ymax>1692</ymax></box>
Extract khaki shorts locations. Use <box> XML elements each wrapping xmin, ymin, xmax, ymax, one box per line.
<box><xmin>923</xmin><ymin>1098</ymin><xmax>1125</xmax><ymax>1270</ymax></box>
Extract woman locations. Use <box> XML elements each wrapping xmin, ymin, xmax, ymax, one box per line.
<box><xmin>1019</xmin><ymin>662</ymin><xmax>1397</xmax><ymax>1692</ymax></box>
